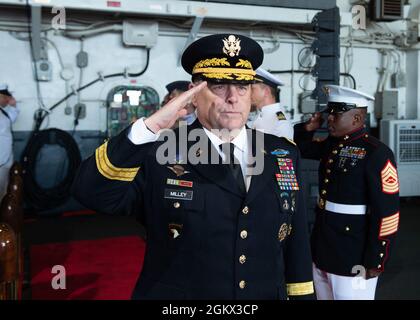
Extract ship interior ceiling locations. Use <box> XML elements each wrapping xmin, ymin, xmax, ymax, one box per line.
<box><xmin>0</xmin><ymin>0</ymin><xmax>419</xmax><ymax>301</ymax></box>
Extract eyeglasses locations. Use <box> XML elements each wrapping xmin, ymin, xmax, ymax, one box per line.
<box><xmin>207</xmin><ymin>83</ymin><xmax>250</xmax><ymax>98</ymax></box>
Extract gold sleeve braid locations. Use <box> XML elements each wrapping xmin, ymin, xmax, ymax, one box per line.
<box><xmin>286</xmin><ymin>281</ymin><xmax>314</xmax><ymax>296</ymax></box>
<box><xmin>95</xmin><ymin>141</ymin><xmax>140</xmax><ymax>182</ymax></box>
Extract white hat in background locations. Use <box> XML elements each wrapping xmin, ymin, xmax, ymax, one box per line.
<box><xmin>324</xmin><ymin>84</ymin><xmax>374</xmax><ymax>106</ymax></box>
<box><xmin>0</xmin><ymin>83</ymin><xmax>12</xmax><ymax>96</ymax></box>
<box><xmin>255</xmin><ymin>68</ymin><xmax>285</xmax><ymax>87</ymax></box>
<box><xmin>322</xmin><ymin>84</ymin><xmax>374</xmax><ymax>114</ymax></box>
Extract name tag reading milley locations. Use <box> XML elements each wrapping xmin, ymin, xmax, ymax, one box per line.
<box><xmin>164</xmin><ymin>188</ymin><xmax>194</xmax><ymax>201</ymax></box>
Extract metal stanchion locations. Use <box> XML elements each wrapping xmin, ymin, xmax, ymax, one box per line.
<box><xmin>7</xmin><ymin>167</ymin><xmax>24</xmax><ymax>300</ymax></box>
<box><xmin>0</xmin><ymin>223</ymin><xmax>18</xmax><ymax>300</ymax></box>
<box><xmin>1</xmin><ymin>162</ymin><xmax>25</xmax><ymax>300</ymax></box>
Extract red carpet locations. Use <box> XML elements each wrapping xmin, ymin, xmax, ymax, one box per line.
<box><xmin>30</xmin><ymin>236</ymin><xmax>146</xmax><ymax>300</ymax></box>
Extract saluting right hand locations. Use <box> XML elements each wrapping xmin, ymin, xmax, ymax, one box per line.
<box><xmin>7</xmin><ymin>97</ymin><xmax>16</xmax><ymax>107</ymax></box>
<box><xmin>144</xmin><ymin>82</ymin><xmax>207</xmax><ymax>133</ymax></box>
<box><xmin>304</xmin><ymin>112</ymin><xmax>324</xmax><ymax>132</ymax></box>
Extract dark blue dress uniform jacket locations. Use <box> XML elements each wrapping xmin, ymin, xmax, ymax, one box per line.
<box><xmin>72</xmin><ymin>120</ymin><xmax>314</xmax><ymax>299</ymax></box>
<box><xmin>294</xmin><ymin>124</ymin><xmax>400</xmax><ymax>276</ymax></box>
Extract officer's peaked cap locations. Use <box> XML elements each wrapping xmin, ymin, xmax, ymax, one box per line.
<box><xmin>181</xmin><ymin>33</ymin><xmax>263</xmax><ymax>84</ymax></box>
<box><xmin>255</xmin><ymin>68</ymin><xmax>284</xmax><ymax>87</ymax></box>
<box><xmin>0</xmin><ymin>83</ymin><xmax>12</xmax><ymax>97</ymax></box>
<box><xmin>324</xmin><ymin>85</ymin><xmax>374</xmax><ymax>107</ymax></box>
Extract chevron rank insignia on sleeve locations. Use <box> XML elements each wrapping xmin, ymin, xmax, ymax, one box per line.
<box><xmin>379</xmin><ymin>212</ymin><xmax>399</xmax><ymax>237</ymax></box>
<box><xmin>381</xmin><ymin>160</ymin><xmax>399</xmax><ymax>194</ymax></box>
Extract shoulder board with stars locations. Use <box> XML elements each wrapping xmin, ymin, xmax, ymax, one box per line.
<box><xmin>276</xmin><ymin>111</ymin><xmax>286</xmax><ymax>120</ymax></box>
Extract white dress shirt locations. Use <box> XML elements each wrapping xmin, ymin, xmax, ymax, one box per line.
<box><xmin>203</xmin><ymin>126</ymin><xmax>249</xmax><ymax>187</ymax></box>
<box><xmin>128</xmin><ymin>118</ymin><xmax>251</xmax><ymax>190</ymax></box>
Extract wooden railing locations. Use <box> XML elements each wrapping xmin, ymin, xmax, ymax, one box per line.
<box><xmin>0</xmin><ymin>162</ymin><xmax>24</xmax><ymax>300</ymax></box>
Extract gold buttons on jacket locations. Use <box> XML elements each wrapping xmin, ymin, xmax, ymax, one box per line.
<box><xmin>328</xmin><ymin>159</ymin><xmax>333</xmax><ymax>164</ymax></box>
<box><xmin>382</xmin><ymin>241</ymin><xmax>386</xmax><ymax>246</ymax></box>
<box><xmin>378</xmin><ymin>264</ymin><xmax>382</xmax><ymax>269</ymax></box>
<box><xmin>343</xmin><ymin>169</ymin><xmax>348</xmax><ymax>173</ymax></box>
<box><xmin>345</xmin><ymin>226</ymin><xmax>350</xmax><ymax>231</ymax></box>
<box><xmin>339</xmin><ymin>144</ymin><xmax>344</xmax><ymax>148</ymax></box>
<box><xmin>240</xmin><ymin>230</ymin><xmax>248</xmax><ymax>239</ymax></box>
<box><xmin>239</xmin><ymin>280</ymin><xmax>246</xmax><ymax>289</ymax></box>
<box><xmin>365</xmin><ymin>134</ymin><xmax>369</xmax><ymax>138</ymax></box>
<box><xmin>324</xmin><ymin>178</ymin><xmax>329</xmax><ymax>183</ymax></box>
<box><xmin>242</xmin><ymin>206</ymin><xmax>249</xmax><ymax>215</ymax></box>
<box><xmin>239</xmin><ymin>255</ymin><xmax>246</xmax><ymax>264</ymax></box>
<box><xmin>321</xmin><ymin>190</ymin><xmax>327</xmax><ymax>195</ymax></box>
<box><xmin>326</xmin><ymin>169</ymin><xmax>331</xmax><ymax>174</ymax></box>
<box><xmin>173</xmin><ymin>202</ymin><xmax>180</xmax><ymax>209</ymax></box>
<box><xmin>332</xmin><ymin>150</ymin><xmax>338</xmax><ymax>154</ymax></box>
<box><xmin>344</xmin><ymin>135</ymin><xmax>349</xmax><ymax>140</ymax></box>
<box><xmin>380</xmin><ymin>253</ymin><xmax>384</xmax><ymax>258</ymax></box>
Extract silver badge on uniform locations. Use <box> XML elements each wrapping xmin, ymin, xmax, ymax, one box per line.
<box><xmin>167</xmin><ymin>164</ymin><xmax>190</xmax><ymax>177</ymax></box>
<box><xmin>290</xmin><ymin>192</ymin><xmax>296</xmax><ymax>213</ymax></box>
<box><xmin>169</xmin><ymin>223</ymin><xmax>183</xmax><ymax>239</ymax></box>
<box><xmin>280</xmin><ymin>192</ymin><xmax>291</xmax><ymax>212</ymax></box>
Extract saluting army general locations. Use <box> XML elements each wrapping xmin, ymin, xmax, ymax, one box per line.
<box><xmin>248</xmin><ymin>68</ymin><xmax>294</xmax><ymax>140</ymax></box>
<box><xmin>72</xmin><ymin>34</ymin><xmax>314</xmax><ymax>300</ymax></box>
<box><xmin>294</xmin><ymin>85</ymin><xmax>400</xmax><ymax>300</ymax></box>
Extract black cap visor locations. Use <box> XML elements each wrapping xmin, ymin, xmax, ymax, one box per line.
<box><xmin>321</xmin><ymin>102</ymin><xmax>366</xmax><ymax>115</ymax></box>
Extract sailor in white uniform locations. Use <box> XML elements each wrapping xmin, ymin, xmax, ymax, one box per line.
<box><xmin>248</xmin><ymin>68</ymin><xmax>294</xmax><ymax>140</ymax></box>
<box><xmin>0</xmin><ymin>83</ymin><xmax>19</xmax><ymax>202</ymax></box>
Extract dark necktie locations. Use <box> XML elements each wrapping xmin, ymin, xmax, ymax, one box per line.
<box><xmin>220</xmin><ymin>143</ymin><xmax>246</xmax><ymax>195</ymax></box>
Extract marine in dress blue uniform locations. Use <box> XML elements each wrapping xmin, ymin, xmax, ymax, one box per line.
<box><xmin>294</xmin><ymin>85</ymin><xmax>400</xmax><ymax>300</ymax></box>
<box><xmin>72</xmin><ymin>34</ymin><xmax>314</xmax><ymax>300</ymax></box>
